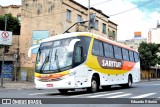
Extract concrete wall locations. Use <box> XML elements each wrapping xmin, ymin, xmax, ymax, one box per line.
<box><xmin>118</xmin><ymin>37</ymin><xmax>147</xmax><ymax>50</ymax></box>
<box><xmin>2</xmin><ymin>5</ymin><xmax>21</xmax><ymax>17</ymax></box>
<box><xmin>20</xmin><ymin>0</ymin><xmax>63</xmax><ymax>68</ymax></box>
<box><xmin>150</xmin><ymin>28</ymin><xmax>160</xmax><ymax>44</ymax></box>
<box><xmin>0</xmin><ymin>5</ymin><xmax>5</xmax><ymax>15</ymax></box>
<box><xmin>141</xmin><ymin>69</ymin><xmax>159</xmax><ymax>79</ymax></box>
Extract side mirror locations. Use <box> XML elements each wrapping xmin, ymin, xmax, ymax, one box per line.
<box><xmin>28</xmin><ymin>45</ymin><xmax>40</xmax><ymax>57</ymax></box>
<box><xmin>68</xmin><ymin>39</ymin><xmax>80</xmax><ymax>52</ymax></box>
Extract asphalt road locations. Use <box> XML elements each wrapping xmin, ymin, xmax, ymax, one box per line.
<box><xmin>1</xmin><ymin>80</ymin><xmax>160</xmax><ymax>98</ymax></box>
<box><xmin>0</xmin><ymin>81</ymin><xmax>160</xmax><ymax>107</ymax></box>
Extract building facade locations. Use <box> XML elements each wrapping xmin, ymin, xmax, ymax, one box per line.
<box><xmin>0</xmin><ymin>0</ymin><xmax>117</xmax><ymax>81</ymax></box>
<box><xmin>0</xmin><ymin>5</ymin><xmax>21</xmax><ymax>20</ymax></box>
<box><xmin>108</xmin><ymin>20</ymin><xmax>117</xmax><ymax>40</ymax></box>
<box><xmin>118</xmin><ymin>37</ymin><xmax>147</xmax><ymax>50</ymax></box>
<box><xmin>0</xmin><ymin>5</ymin><xmax>21</xmax><ymax>80</ymax></box>
<box><xmin>147</xmin><ymin>22</ymin><xmax>160</xmax><ymax>79</ymax></box>
<box><xmin>148</xmin><ymin>28</ymin><xmax>160</xmax><ymax>44</ymax></box>
<box><xmin>19</xmin><ymin>0</ymin><xmax>118</xmax><ymax>80</ymax></box>
<box><xmin>0</xmin><ymin>5</ymin><xmax>5</xmax><ymax>14</ymax></box>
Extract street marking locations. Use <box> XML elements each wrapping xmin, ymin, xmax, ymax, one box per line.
<box><xmin>131</xmin><ymin>93</ymin><xmax>156</xmax><ymax>98</ymax></box>
<box><xmin>29</xmin><ymin>92</ymin><xmax>56</xmax><ymax>95</ymax></box>
<box><xmin>153</xmin><ymin>84</ymin><xmax>160</xmax><ymax>86</ymax></box>
<box><xmin>106</xmin><ymin>93</ymin><xmax>132</xmax><ymax>98</ymax></box>
<box><xmin>69</xmin><ymin>91</ymin><xmax>109</xmax><ymax>98</ymax></box>
<box><xmin>88</xmin><ymin>92</ymin><xmax>124</xmax><ymax>98</ymax></box>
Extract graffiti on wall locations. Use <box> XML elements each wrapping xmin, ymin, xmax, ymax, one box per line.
<box><xmin>0</xmin><ymin>62</ymin><xmax>13</xmax><ymax>78</ymax></box>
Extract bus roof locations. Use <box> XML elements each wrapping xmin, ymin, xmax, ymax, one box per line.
<box><xmin>40</xmin><ymin>32</ymin><xmax>137</xmax><ymax>52</ymax></box>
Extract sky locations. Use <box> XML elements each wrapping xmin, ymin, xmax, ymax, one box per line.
<box><xmin>0</xmin><ymin>0</ymin><xmax>160</xmax><ymax>40</ymax></box>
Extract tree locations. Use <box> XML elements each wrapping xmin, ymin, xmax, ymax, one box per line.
<box><xmin>138</xmin><ymin>42</ymin><xmax>160</xmax><ymax>80</ymax></box>
<box><xmin>0</xmin><ymin>13</ymin><xmax>20</xmax><ymax>35</ymax></box>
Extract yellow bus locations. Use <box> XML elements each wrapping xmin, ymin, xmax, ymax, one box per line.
<box><xmin>28</xmin><ymin>32</ymin><xmax>140</xmax><ymax>94</ymax></box>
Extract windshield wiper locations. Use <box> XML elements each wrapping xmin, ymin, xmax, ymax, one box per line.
<box><xmin>40</xmin><ymin>55</ymin><xmax>49</xmax><ymax>73</ymax></box>
<box><xmin>39</xmin><ymin>48</ymin><xmax>52</xmax><ymax>73</ymax></box>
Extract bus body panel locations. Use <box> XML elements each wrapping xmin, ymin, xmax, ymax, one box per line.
<box><xmin>34</xmin><ymin>65</ymin><xmax>93</xmax><ymax>89</ymax></box>
<box><xmin>33</xmin><ymin>32</ymin><xmax>140</xmax><ymax>90</ymax></box>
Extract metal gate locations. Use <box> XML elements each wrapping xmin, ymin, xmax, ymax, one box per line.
<box><xmin>0</xmin><ymin>61</ymin><xmax>13</xmax><ymax>78</ymax></box>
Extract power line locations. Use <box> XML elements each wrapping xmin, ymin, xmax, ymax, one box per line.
<box><xmin>91</xmin><ymin>0</ymin><xmax>113</xmax><ymax>6</ymax></box>
<box><xmin>109</xmin><ymin>0</ymin><xmax>155</xmax><ymax>17</ymax></box>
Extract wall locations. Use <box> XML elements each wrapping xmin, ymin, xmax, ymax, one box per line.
<box><xmin>150</xmin><ymin>28</ymin><xmax>160</xmax><ymax>44</ymax></box>
<box><xmin>118</xmin><ymin>37</ymin><xmax>147</xmax><ymax>50</ymax></box>
<box><xmin>141</xmin><ymin>69</ymin><xmax>159</xmax><ymax>79</ymax></box>
<box><xmin>2</xmin><ymin>5</ymin><xmax>21</xmax><ymax>17</ymax></box>
<box><xmin>0</xmin><ymin>6</ymin><xmax>5</xmax><ymax>15</ymax></box>
<box><xmin>20</xmin><ymin>0</ymin><xmax>62</xmax><ymax>68</ymax></box>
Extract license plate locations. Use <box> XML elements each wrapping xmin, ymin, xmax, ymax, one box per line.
<box><xmin>46</xmin><ymin>84</ymin><xmax>53</xmax><ymax>87</ymax></box>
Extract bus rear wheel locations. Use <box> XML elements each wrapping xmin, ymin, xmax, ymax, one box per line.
<box><xmin>58</xmin><ymin>89</ymin><xmax>68</xmax><ymax>94</ymax></box>
<box><xmin>126</xmin><ymin>76</ymin><xmax>132</xmax><ymax>88</ymax></box>
<box><xmin>87</xmin><ymin>76</ymin><xmax>99</xmax><ymax>93</ymax></box>
<box><xmin>121</xmin><ymin>76</ymin><xmax>132</xmax><ymax>88</ymax></box>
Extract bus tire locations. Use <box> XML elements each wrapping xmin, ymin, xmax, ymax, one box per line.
<box><xmin>58</xmin><ymin>89</ymin><xmax>68</xmax><ymax>94</ymax></box>
<box><xmin>37</xmin><ymin>89</ymin><xmax>42</xmax><ymax>90</ymax></box>
<box><xmin>121</xmin><ymin>76</ymin><xmax>132</xmax><ymax>88</ymax></box>
<box><xmin>126</xmin><ymin>76</ymin><xmax>132</xmax><ymax>88</ymax></box>
<box><xmin>102</xmin><ymin>85</ymin><xmax>111</xmax><ymax>90</ymax></box>
<box><xmin>87</xmin><ymin>76</ymin><xmax>99</xmax><ymax>93</ymax></box>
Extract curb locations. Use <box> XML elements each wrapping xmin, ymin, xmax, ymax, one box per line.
<box><xmin>140</xmin><ymin>79</ymin><xmax>160</xmax><ymax>82</ymax></box>
<box><xmin>0</xmin><ymin>81</ymin><xmax>35</xmax><ymax>90</ymax></box>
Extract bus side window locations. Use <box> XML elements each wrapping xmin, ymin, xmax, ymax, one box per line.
<box><xmin>92</xmin><ymin>39</ymin><xmax>104</xmax><ymax>56</ymax></box>
<box><xmin>104</xmin><ymin>43</ymin><xmax>110</xmax><ymax>57</ymax></box>
<box><xmin>74</xmin><ymin>46</ymin><xmax>84</xmax><ymax>66</ymax></box>
<box><xmin>114</xmin><ymin>46</ymin><xmax>122</xmax><ymax>60</ymax></box>
<box><xmin>92</xmin><ymin>40</ymin><xmax>99</xmax><ymax>56</ymax></box>
<box><xmin>129</xmin><ymin>51</ymin><xmax>134</xmax><ymax>62</ymax></box>
<box><xmin>104</xmin><ymin>43</ymin><xmax>114</xmax><ymax>58</ymax></box>
<box><xmin>122</xmin><ymin>48</ymin><xmax>129</xmax><ymax>61</ymax></box>
<box><xmin>99</xmin><ymin>42</ymin><xmax>104</xmax><ymax>56</ymax></box>
<box><xmin>134</xmin><ymin>52</ymin><xmax>139</xmax><ymax>62</ymax></box>
<box><xmin>109</xmin><ymin>44</ymin><xmax>114</xmax><ymax>58</ymax></box>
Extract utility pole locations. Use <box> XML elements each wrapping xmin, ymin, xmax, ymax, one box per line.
<box><xmin>1</xmin><ymin>16</ymin><xmax>7</xmax><ymax>88</ymax></box>
<box><xmin>1</xmin><ymin>46</ymin><xmax>5</xmax><ymax>88</ymax></box>
<box><xmin>14</xmin><ymin>53</ymin><xmax>18</xmax><ymax>81</ymax></box>
<box><xmin>88</xmin><ymin>0</ymin><xmax>90</xmax><ymax>32</ymax></box>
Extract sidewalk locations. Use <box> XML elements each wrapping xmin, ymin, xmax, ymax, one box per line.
<box><xmin>140</xmin><ymin>78</ymin><xmax>160</xmax><ymax>82</ymax></box>
<box><xmin>0</xmin><ymin>80</ymin><xmax>35</xmax><ymax>90</ymax></box>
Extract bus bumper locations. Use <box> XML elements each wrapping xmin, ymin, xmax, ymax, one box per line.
<box><xmin>35</xmin><ymin>76</ymin><xmax>75</xmax><ymax>89</ymax></box>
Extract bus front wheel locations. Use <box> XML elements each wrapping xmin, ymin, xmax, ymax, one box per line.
<box><xmin>58</xmin><ymin>89</ymin><xmax>68</xmax><ymax>94</ymax></box>
<box><xmin>87</xmin><ymin>76</ymin><xmax>99</xmax><ymax>93</ymax></box>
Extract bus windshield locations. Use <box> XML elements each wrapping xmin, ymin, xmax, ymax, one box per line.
<box><xmin>36</xmin><ymin>38</ymin><xmax>73</xmax><ymax>74</ymax></box>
